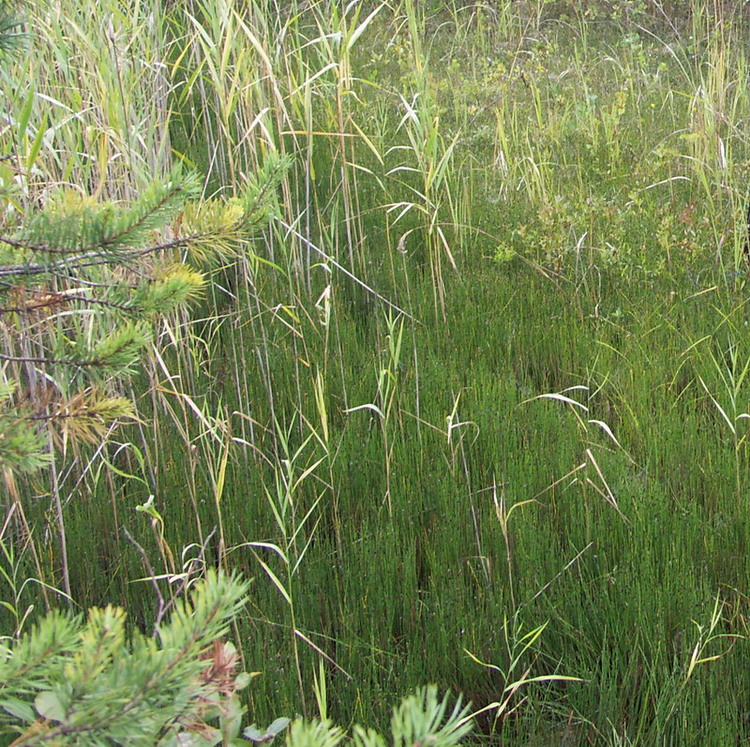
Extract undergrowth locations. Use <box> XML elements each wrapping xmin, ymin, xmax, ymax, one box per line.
<box><xmin>3</xmin><ymin>0</ymin><xmax>750</xmax><ymax>743</ymax></box>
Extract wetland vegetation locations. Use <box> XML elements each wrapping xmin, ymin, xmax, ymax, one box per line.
<box><xmin>4</xmin><ymin>0</ymin><xmax>750</xmax><ymax>742</ymax></box>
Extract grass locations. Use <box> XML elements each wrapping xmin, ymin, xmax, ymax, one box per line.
<box><xmin>5</xmin><ymin>0</ymin><xmax>750</xmax><ymax>742</ymax></box>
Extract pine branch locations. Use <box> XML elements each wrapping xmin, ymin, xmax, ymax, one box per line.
<box><xmin>0</xmin><ymin>324</ymin><xmax>148</xmax><ymax>373</ymax></box>
<box><xmin>0</xmin><ymin>353</ymin><xmax>120</xmax><ymax>369</ymax></box>
<box><xmin>0</xmin><ymin>572</ymin><xmax>249</xmax><ymax>744</ymax></box>
<box><xmin>11</xmin><ymin>178</ymin><xmax>196</xmax><ymax>261</ymax></box>
<box><xmin>99</xmin><ymin>171</ymin><xmax>201</xmax><ymax>250</ymax></box>
<box><xmin>238</xmin><ymin>152</ymin><xmax>292</xmax><ymax>228</ymax></box>
<box><xmin>0</xmin><ymin>419</ymin><xmax>50</xmax><ymax>473</ymax></box>
<box><xmin>0</xmin><ymin>296</ymin><xmax>128</xmax><ymax>313</ymax></box>
<box><xmin>0</xmin><ymin>236</ymin><xmax>74</xmax><ymax>256</ymax></box>
<box><xmin>0</xmin><ymin>234</ymin><xmax>202</xmax><ymax>279</ymax></box>
<box><xmin>18</xmin><ymin>201</ymin><xmax>115</xmax><ymax>256</ymax></box>
<box><xmin>0</xmin><ymin>155</ymin><xmax>290</xmax><ymax>478</ymax></box>
<box><xmin>0</xmin><ymin>285</ymin><xmax>132</xmax><ymax>313</ymax></box>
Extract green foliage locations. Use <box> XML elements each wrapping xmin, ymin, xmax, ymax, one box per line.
<box><xmin>0</xmin><ymin>154</ymin><xmax>289</xmax><ymax>474</ymax></box>
<box><xmin>8</xmin><ymin>0</ymin><xmax>750</xmax><ymax>743</ymax></box>
<box><xmin>0</xmin><ymin>1</ymin><xmax>25</xmax><ymax>58</ymax></box>
<box><xmin>137</xmin><ymin>265</ymin><xmax>207</xmax><ymax>316</ymax></box>
<box><xmin>179</xmin><ymin>154</ymin><xmax>292</xmax><ymax>265</ymax></box>
<box><xmin>285</xmin><ymin>720</ymin><xmax>347</xmax><ymax>747</ymax></box>
<box><xmin>0</xmin><ymin>378</ymin><xmax>49</xmax><ymax>473</ymax></box>
<box><xmin>389</xmin><ymin>687</ymin><xmax>472</xmax><ymax>746</ymax></box>
<box><xmin>0</xmin><ymin>585</ymin><xmax>474</xmax><ymax>747</ymax></box>
<box><xmin>282</xmin><ymin>688</ymin><xmax>471</xmax><ymax>747</ymax></box>
<box><xmin>89</xmin><ymin>323</ymin><xmax>152</xmax><ymax>375</ymax></box>
<box><xmin>17</xmin><ymin>176</ymin><xmax>198</xmax><ymax>256</ymax></box>
<box><xmin>0</xmin><ymin>571</ymin><xmax>250</xmax><ymax>745</ymax></box>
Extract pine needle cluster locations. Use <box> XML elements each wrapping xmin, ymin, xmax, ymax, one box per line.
<box><xmin>0</xmin><ymin>155</ymin><xmax>290</xmax><ymax>474</ymax></box>
<box><xmin>0</xmin><ymin>570</ymin><xmax>251</xmax><ymax>745</ymax></box>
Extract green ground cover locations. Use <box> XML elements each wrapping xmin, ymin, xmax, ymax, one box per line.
<box><xmin>5</xmin><ymin>0</ymin><xmax>750</xmax><ymax>742</ymax></box>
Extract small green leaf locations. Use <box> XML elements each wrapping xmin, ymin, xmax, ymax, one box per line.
<box><xmin>0</xmin><ymin>698</ymin><xmax>35</xmax><ymax>722</ymax></box>
<box><xmin>242</xmin><ymin>725</ymin><xmax>264</xmax><ymax>741</ymax></box>
<box><xmin>34</xmin><ymin>691</ymin><xmax>66</xmax><ymax>721</ymax></box>
<box><xmin>16</xmin><ymin>88</ymin><xmax>34</xmax><ymax>144</ymax></box>
<box><xmin>220</xmin><ymin>696</ymin><xmax>243</xmax><ymax>740</ymax></box>
<box><xmin>26</xmin><ymin>112</ymin><xmax>48</xmax><ymax>172</ymax></box>
<box><xmin>242</xmin><ymin>717</ymin><xmax>291</xmax><ymax>743</ymax></box>
<box><xmin>234</xmin><ymin>672</ymin><xmax>252</xmax><ymax>690</ymax></box>
<box><xmin>266</xmin><ymin>717</ymin><xmax>291</xmax><ymax>736</ymax></box>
